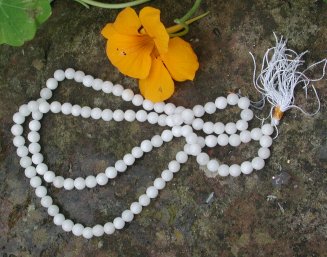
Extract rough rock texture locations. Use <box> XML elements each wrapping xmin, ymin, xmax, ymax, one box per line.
<box><xmin>0</xmin><ymin>0</ymin><xmax>327</xmax><ymax>256</ymax></box>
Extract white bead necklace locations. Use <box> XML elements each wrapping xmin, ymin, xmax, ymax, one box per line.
<box><xmin>11</xmin><ymin>68</ymin><xmax>274</xmax><ymax>239</ymax></box>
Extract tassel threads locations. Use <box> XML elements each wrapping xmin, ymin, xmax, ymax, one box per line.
<box><xmin>250</xmin><ymin>33</ymin><xmax>327</xmax><ymax>126</ymax></box>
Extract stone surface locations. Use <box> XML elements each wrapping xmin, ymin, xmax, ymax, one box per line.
<box><xmin>1</xmin><ymin>0</ymin><xmax>327</xmax><ymax>256</ymax></box>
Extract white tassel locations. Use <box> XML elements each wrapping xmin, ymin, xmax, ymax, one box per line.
<box><xmin>250</xmin><ymin>33</ymin><xmax>327</xmax><ymax>126</ymax></box>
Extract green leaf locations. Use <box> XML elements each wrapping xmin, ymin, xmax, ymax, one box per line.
<box><xmin>0</xmin><ymin>0</ymin><xmax>52</xmax><ymax>46</ymax></box>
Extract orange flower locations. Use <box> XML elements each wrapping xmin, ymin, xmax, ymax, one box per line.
<box><xmin>101</xmin><ymin>7</ymin><xmax>199</xmax><ymax>102</ymax></box>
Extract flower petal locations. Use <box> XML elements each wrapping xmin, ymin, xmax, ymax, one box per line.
<box><xmin>139</xmin><ymin>7</ymin><xmax>169</xmax><ymax>55</ymax></box>
<box><xmin>106</xmin><ymin>33</ymin><xmax>154</xmax><ymax>79</ymax></box>
<box><xmin>139</xmin><ymin>57</ymin><xmax>174</xmax><ymax>102</ymax></box>
<box><xmin>161</xmin><ymin>37</ymin><xmax>199</xmax><ymax>81</ymax></box>
<box><xmin>102</xmin><ymin>7</ymin><xmax>142</xmax><ymax>39</ymax></box>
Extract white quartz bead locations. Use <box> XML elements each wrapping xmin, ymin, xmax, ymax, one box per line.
<box><xmin>39</xmin><ymin>102</ymin><xmax>50</xmax><ymax>113</ymax></box>
<box><xmin>48</xmin><ymin>205</ymin><xmax>59</xmax><ymax>216</ymax></box>
<box><xmin>32</xmin><ymin>111</ymin><xmax>43</xmax><ymax>120</ymax></box>
<box><xmin>174</xmin><ymin>106</ymin><xmax>185</xmax><ymax>114</ymax></box>
<box><xmin>240</xmin><ymin>130</ymin><xmax>251</xmax><ymax>143</ymax></box>
<box><xmin>192</xmin><ymin>118</ymin><xmax>204</xmax><ymax>130</ymax></box>
<box><xmin>146</xmin><ymin>186</ymin><xmax>158</xmax><ymax>198</ymax></box>
<box><xmin>261</xmin><ymin>124</ymin><xmax>274</xmax><ymax>136</ymax></box>
<box><xmin>168</xmin><ymin>161</ymin><xmax>180</xmax><ymax>173</ymax></box>
<box><xmin>158</xmin><ymin>114</ymin><xmax>167</xmax><ymax>126</ymax></box>
<box><xmin>204</xmin><ymin>102</ymin><xmax>216</xmax><ymax>114</ymax></box>
<box><xmin>181</xmin><ymin>109</ymin><xmax>194</xmax><ymax>123</ymax></box>
<box><xmin>20</xmin><ymin>156</ymin><xmax>32</xmax><ymax>168</ymax></box>
<box><xmin>154</xmin><ymin>178</ymin><xmax>166</xmax><ymax>190</ymax></box>
<box><xmin>161</xmin><ymin>130</ymin><xmax>173</xmax><ymax>142</ymax></box>
<box><xmin>28</xmin><ymin>101</ymin><xmax>39</xmax><ymax>112</ymax></box>
<box><xmin>105</xmin><ymin>167</ymin><xmax>117</xmax><ymax>179</ymax></box>
<box><xmin>132</xmin><ymin>94</ymin><xmax>143</xmax><ymax>106</ymax></box>
<box><xmin>92</xmin><ymin>225</ymin><xmax>104</xmax><ymax>237</ymax></box>
<box><xmin>260</xmin><ymin>135</ymin><xmax>273</xmax><ymax>148</ymax></box>
<box><xmin>258</xmin><ymin>147</ymin><xmax>271</xmax><ymax>159</ymax></box>
<box><xmin>140</xmin><ymin>140</ymin><xmax>153</xmax><ymax>152</ymax></box>
<box><xmin>229</xmin><ymin>164</ymin><xmax>241</xmax><ymax>177</ymax></box>
<box><xmin>74</xmin><ymin>71</ymin><xmax>85</xmax><ymax>83</ymax></box>
<box><xmin>161</xmin><ymin>170</ymin><xmax>173</xmax><ymax>182</ymax></box>
<box><xmin>154</xmin><ymin>102</ymin><xmax>165</xmax><ymax>113</ymax></box>
<box><xmin>142</xmin><ymin>99</ymin><xmax>154</xmax><ymax>111</ymax></box>
<box><xmin>102</xmin><ymin>81</ymin><xmax>113</xmax><ymax>93</ymax></box>
<box><xmin>13</xmin><ymin>136</ymin><xmax>25</xmax><ymax>147</ymax></box>
<box><xmin>96</xmin><ymin>173</ymin><xmax>108</xmax><ymax>185</ymax></box>
<box><xmin>207</xmin><ymin>159</ymin><xmax>219</xmax><ymax>172</ymax></box>
<box><xmin>198</xmin><ymin>137</ymin><xmax>206</xmax><ymax>148</ymax></box>
<box><xmin>85</xmin><ymin>175</ymin><xmax>97</xmax><ymax>188</ymax></box>
<box><xmin>13</xmin><ymin>112</ymin><xmax>25</xmax><ymax>124</ymax></box>
<box><xmin>176</xmin><ymin>151</ymin><xmax>188</xmax><ymax>163</ymax></box>
<box><xmin>46</xmin><ymin>78</ymin><xmax>58</xmax><ymax>90</ymax></box>
<box><xmin>72</xmin><ymin>224</ymin><xmax>84</xmax><ymax>236</ymax></box>
<box><xmin>54</xmin><ymin>69</ymin><xmax>65</xmax><ymax>81</ymax></box>
<box><xmin>115</xmin><ymin>160</ymin><xmax>127</xmax><ymax>172</ymax></box>
<box><xmin>205</xmin><ymin>135</ymin><xmax>217</xmax><ymax>147</ymax></box>
<box><xmin>124</xmin><ymin>110</ymin><xmax>136</xmax><ymax>122</ymax></box>
<box><xmin>62</xmin><ymin>219</ymin><xmax>74</xmax><ymax>232</ymax></box>
<box><xmin>41</xmin><ymin>196</ymin><xmax>53</xmax><ymax>208</ymax></box>
<box><xmin>64</xmin><ymin>178</ymin><xmax>74</xmax><ymax>190</ymax></box>
<box><xmin>35</xmin><ymin>186</ymin><xmax>47</xmax><ymax>198</ymax></box>
<box><xmin>28</xmin><ymin>131</ymin><xmax>40</xmax><ymax>142</ymax></box>
<box><xmin>36</xmin><ymin>163</ymin><xmax>48</xmax><ymax>175</ymax></box>
<box><xmin>189</xmin><ymin>144</ymin><xmax>201</xmax><ymax>156</ymax></box>
<box><xmin>113</xmin><ymin>109</ymin><xmax>124</xmax><ymax>121</ymax></box>
<box><xmin>50</xmin><ymin>101</ymin><xmax>61</xmax><ymax>113</ymax></box>
<box><xmin>53</xmin><ymin>176</ymin><xmax>64</xmax><ymax>188</ymax></box>
<box><xmin>54</xmin><ymin>214</ymin><xmax>65</xmax><ymax>226</ymax></box>
<box><xmin>252</xmin><ymin>157</ymin><xmax>265</xmax><ymax>170</ymax></box>
<box><xmin>172</xmin><ymin>114</ymin><xmax>183</xmax><ymax>126</ymax></box>
<box><xmin>236</xmin><ymin>120</ymin><xmax>248</xmax><ymax>131</ymax></box>
<box><xmin>217</xmin><ymin>134</ymin><xmax>229</xmax><ymax>146</ymax></box>
<box><xmin>81</xmin><ymin>106</ymin><xmax>92</xmax><ymax>118</ymax></box>
<box><xmin>30</xmin><ymin>176</ymin><xmax>42</xmax><ymax>188</ymax></box>
<box><xmin>193</xmin><ymin>105</ymin><xmax>205</xmax><ymax>117</ymax></box>
<box><xmin>123</xmin><ymin>153</ymin><xmax>135</xmax><ymax>166</ymax></box>
<box><xmin>151</xmin><ymin>135</ymin><xmax>163</xmax><ymax>147</ymax></box>
<box><xmin>225</xmin><ymin>122</ymin><xmax>237</xmax><ymax>135</ymax></box>
<box><xmin>203</xmin><ymin>122</ymin><xmax>214</xmax><ymax>134</ymax></box>
<box><xmin>165</xmin><ymin>116</ymin><xmax>174</xmax><ymax>127</ymax></box>
<box><xmin>65</xmin><ymin>68</ymin><xmax>75</xmax><ymax>79</ymax></box>
<box><xmin>139</xmin><ymin>194</ymin><xmax>151</xmax><ymax>206</ymax></box>
<box><xmin>251</xmin><ymin>128</ymin><xmax>263</xmax><ymax>141</ymax></box>
<box><xmin>28</xmin><ymin>143</ymin><xmax>40</xmax><ymax>154</ymax></box>
<box><xmin>92</xmin><ymin>78</ymin><xmax>103</xmax><ymax>91</ymax></box>
<box><xmin>25</xmin><ymin>166</ymin><xmax>37</xmax><ymax>178</ymax></box>
<box><xmin>164</xmin><ymin>103</ymin><xmax>176</xmax><ymax>115</ymax></box>
<box><xmin>32</xmin><ymin>153</ymin><xmax>44</xmax><ymax>165</ymax></box>
<box><xmin>238</xmin><ymin>97</ymin><xmax>250</xmax><ymax>109</ymax></box>
<box><xmin>215</xmin><ymin>96</ymin><xmax>227</xmax><ymax>109</ymax></box>
<box><xmin>82</xmin><ymin>227</ymin><xmax>93</xmax><ymax>239</ymax></box>
<box><xmin>214</xmin><ymin>122</ymin><xmax>225</xmax><ymax>134</ymax></box>
<box><xmin>44</xmin><ymin>170</ymin><xmax>55</xmax><ymax>182</ymax></box>
<box><xmin>11</xmin><ymin>124</ymin><xmax>23</xmax><ymax>136</ymax></box>
<box><xmin>227</xmin><ymin>93</ymin><xmax>239</xmax><ymax>105</ymax></box>
<box><xmin>148</xmin><ymin>112</ymin><xmax>159</xmax><ymax>124</ymax></box>
<box><xmin>186</xmin><ymin>133</ymin><xmax>198</xmax><ymax>144</ymax></box>
<box><xmin>82</xmin><ymin>75</ymin><xmax>94</xmax><ymax>87</ymax></box>
<box><xmin>71</xmin><ymin>104</ymin><xmax>81</xmax><ymax>116</ymax></box>
<box><xmin>74</xmin><ymin>177</ymin><xmax>86</xmax><ymax>190</ymax></box>
<box><xmin>131</xmin><ymin>147</ymin><xmax>143</xmax><ymax>159</ymax></box>
<box><xmin>101</xmin><ymin>109</ymin><xmax>113</xmax><ymax>121</ymax></box>
<box><xmin>104</xmin><ymin>222</ymin><xmax>115</xmax><ymax>235</ymax></box>
<box><xmin>122</xmin><ymin>210</ymin><xmax>134</xmax><ymax>222</ymax></box>
<box><xmin>130</xmin><ymin>202</ymin><xmax>142</xmax><ymax>214</ymax></box>
<box><xmin>122</xmin><ymin>89</ymin><xmax>134</xmax><ymax>101</ymax></box>
<box><xmin>196</xmin><ymin>152</ymin><xmax>209</xmax><ymax>166</ymax></box>
<box><xmin>218</xmin><ymin>164</ymin><xmax>229</xmax><ymax>177</ymax></box>
<box><xmin>229</xmin><ymin>134</ymin><xmax>241</xmax><ymax>147</ymax></box>
<box><xmin>40</xmin><ymin>88</ymin><xmax>52</xmax><ymax>100</ymax></box>
<box><xmin>17</xmin><ymin>146</ymin><xmax>28</xmax><ymax>157</ymax></box>
<box><xmin>19</xmin><ymin>104</ymin><xmax>30</xmax><ymax>116</ymax></box>
<box><xmin>136</xmin><ymin>110</ymin><xmax>147</xmax><ymax>122</ymax></box>
<box><xmin>240</xmin><ymin>109</ymin><xmax>254</xmax><ymax>121</ymax></box>
<box><xmin>61</xmin><ymin>102</ymin><xmax>73</xmax><ymax>115</ymax></box>
<box><xmin>113</xmin><ymin>217</ymin><xmax>125</xmax><ymax>229</ymax></box>
<box><xmin>90</xmin><ymin>107</ymin><xmax>102</xmax><ymax>119</ymax></box>
<box><xmin>172</xmin><ymin>126</ymin><xmax>182</xmax><ymax>137</ymax></box>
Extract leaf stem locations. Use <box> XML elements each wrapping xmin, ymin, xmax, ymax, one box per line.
<box><xmin>167</xmin><ymin>11</ymin><xmax>209</xmax><ymax>34</ymax></box>
<box><xmin>75</xmin><ymin>0</ymin><xmax>151</xmax><ymax>9</ymax></box>
<box><xmin>176</xmin><ymin>0</ymin><xmax>202</xmax><ymax>24</ymax></box>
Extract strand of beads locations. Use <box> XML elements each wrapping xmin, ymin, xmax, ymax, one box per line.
<box><xmin>11</xmin><ymin>68</ymin><xmax>274</xmax><ymax>239</ymax></box>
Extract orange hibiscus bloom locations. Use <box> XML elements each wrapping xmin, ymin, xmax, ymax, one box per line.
<box><xmin>101</xmin><ymin>7</ymin><xmax>199</xmax><ymax>102</ymax></box>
